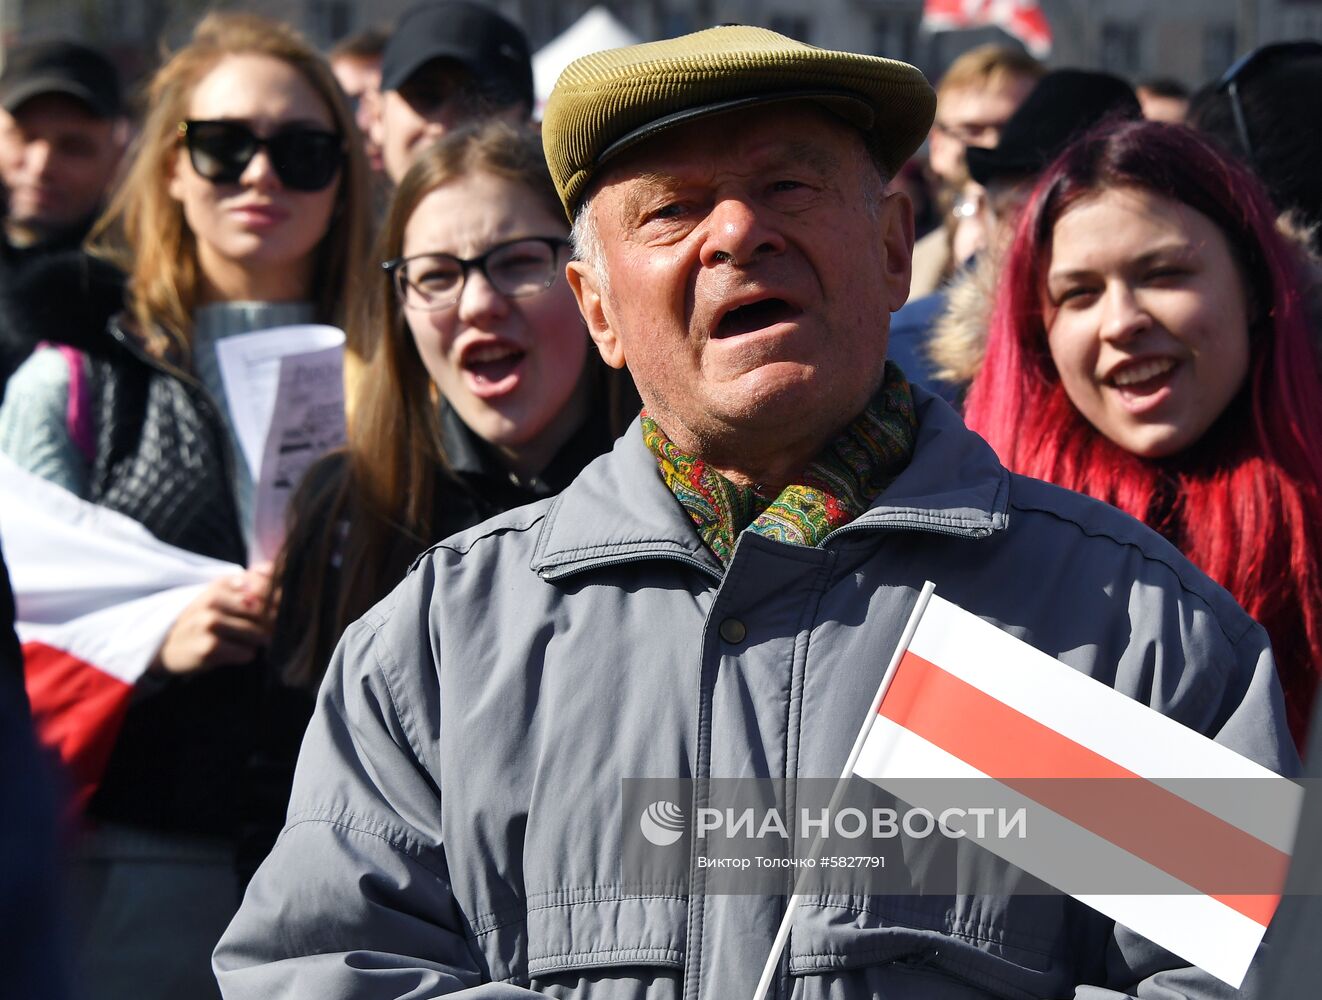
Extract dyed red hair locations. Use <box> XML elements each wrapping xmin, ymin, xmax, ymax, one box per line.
<box><xmin>965</xmin><ymin>119</ymin><xmax>1322</xmax><ymax>745</ymax></box>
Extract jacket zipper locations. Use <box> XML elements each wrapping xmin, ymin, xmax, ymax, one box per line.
<box><xmin>822</xmin><ymin>516</ymin><xmax>997</xmax><ymax>546</ymax></box>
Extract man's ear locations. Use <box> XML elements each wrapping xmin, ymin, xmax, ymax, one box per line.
<box><xmin>566</xmin><ymin>260</ymin><xmax>626</xmax><ymax>369</ymax></box>
<box><xmin>880</xmin><ymin>189</ymin><xmax>915</xmax><ymax>313</ymax></box>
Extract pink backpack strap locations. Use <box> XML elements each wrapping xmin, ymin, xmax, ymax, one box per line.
<box><xmin>51</xmin><ymin>344</ymin><xmax>95</xmax><ymax>465</ymax></box>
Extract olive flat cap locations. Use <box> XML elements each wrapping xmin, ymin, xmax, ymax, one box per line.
<box><xmin>541</xmin><ymin>24</ymin><xmax>936</xmax><ymax>217</ymax></box>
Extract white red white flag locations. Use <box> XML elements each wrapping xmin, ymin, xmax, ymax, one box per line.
<box><xmin>0</xmin><ymin>455</ymin><xmax>240</xmax><ymax>808</ymax></box>
<box><xmin>922</xmin><ymin>0</ymin><xmax>1053</xmax><ymax>58</ymax></box>
<box><xmin>853</xmin><ymin>591</ymin><xmax>1300</xmax><ymax>988</ymax></box>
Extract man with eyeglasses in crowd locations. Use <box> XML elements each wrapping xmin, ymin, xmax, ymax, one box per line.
<box><xmin>885</xmin><ymin>44</ymin><xmax>1040</xmax><ymax>403</ymax></box>
<box><xmin>0</xmin><ymin>40</ymin><xmax>126</xmax><ymax>399</ymax></box>
<box><xmin>911</xmin><ymin>43</ymin><xmax>1042</xmax><ymax>299</ymax></box>
<box><xmin>372</xmin><ymin>0</ymin><xmax>533</xmax><ymax>185</ymax></box>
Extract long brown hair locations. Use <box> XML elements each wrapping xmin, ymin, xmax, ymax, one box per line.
<box><xmin>90</xmin><ymin>11</ymin><xmax>371</xmax><ymax>362</ymax></box>
<box><xmin>276</xmin><ymin>120</ymin><xmax>638</xmax><ymax>687</ymax></box>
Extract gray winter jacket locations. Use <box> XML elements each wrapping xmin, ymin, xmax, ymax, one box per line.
<box><xmin>215</xmin><ymin>388</ymin><xmax>1295</xmax><ymax>1000</ymax></box>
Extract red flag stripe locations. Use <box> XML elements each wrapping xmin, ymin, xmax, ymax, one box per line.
<box><xmin>23</xmin><ymin>640</ymin><xmax>134</xmax><ymax>811</ymax></box>
<box><xmin>879</xmin><ymin>650</ymin><xmax>1286</xmax><ymax>927</ymax></box>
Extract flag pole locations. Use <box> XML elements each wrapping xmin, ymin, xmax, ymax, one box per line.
<box><xmin>750</xmin><ymin>581</ymin><xmax>937</xmax><ymax>1000</ymax></box>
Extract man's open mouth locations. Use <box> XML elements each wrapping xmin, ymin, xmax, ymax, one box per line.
<box><xmin>716</xmin><ymin>298</ymin><xmax>798</xmax><ymax>337</ymax></box>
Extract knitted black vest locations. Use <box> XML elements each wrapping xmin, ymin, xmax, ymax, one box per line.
<box><xmin>86</xmin><ymin>322</ymin><xmax>245</xmax><ymax>563</ymax></box>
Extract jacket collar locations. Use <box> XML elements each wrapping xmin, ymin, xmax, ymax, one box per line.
<box><xmin>441</xmin><ymin>386</ymin><xmax>618</xmax><ymax>498</ymax></box>
<box><xmin>530</xmin><ymin>385</ymin><xmax>1010</xmax><ymax>580</ymax></box>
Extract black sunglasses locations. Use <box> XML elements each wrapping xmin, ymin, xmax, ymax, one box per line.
<box><xmin>1216</xmin><ymin>41</ymin><xmax>1322</xmax><ymax>164</ymax></box>
<box><xmin>177</xmin><ymin>120</ymin><xmax>344</xmax><ymax>192</ymax></box>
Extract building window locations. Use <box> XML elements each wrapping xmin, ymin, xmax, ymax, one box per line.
<box><xmin>872</xmin><ymin>13</ymin><xmax>918</xmax><ymax>62</ymax></box>
<box><xmin>768</xmin><ymin>14</ymin><xmax>811</xmax><ymax>42</ymax></box>
<box><xmin>1100</xmin><ymin>22</ymin><xmax>1140</xmax><ymax>76</ymax></box>
<box><xmin>1204</xmin><ymin>24</ymin><xmax>1237</xmax><ymax>81</ymax></box>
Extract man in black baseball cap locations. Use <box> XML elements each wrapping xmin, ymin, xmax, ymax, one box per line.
<box><xmin>0</xmin><ymin>40</ymin><xmax>125</xmax><ymax>244</ymax></box>
<box><xmin>0</xmin><ymin>39</ymin><xmax>127</xmax><ymax>396</ymax></box>
<box><xmin>372</xmin><ymin>0</ymin><xmax>533</xmax><ymax>182</ymax></box>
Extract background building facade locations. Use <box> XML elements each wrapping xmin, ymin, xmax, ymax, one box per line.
<box><xmin>2</xmin><ymin>0</ymin><xmax>1320</xmax><ymax>98</ymax></box>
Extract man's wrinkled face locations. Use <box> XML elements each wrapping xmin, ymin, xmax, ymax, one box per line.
<box><xmin>567</xmin><ymin>103</ymin><xmax>915</xmax><ymax>468</ymax></box>
<box><xmin>0</xmin><ymin>93</ymin><xmax>122</xmax><ymax>238</ymax></box>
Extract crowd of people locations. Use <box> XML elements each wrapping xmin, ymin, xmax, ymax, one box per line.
<box><xmin>0</xmin><ymin>3</ymin><xmax>1319</xmax><ymax>998</ymax></box>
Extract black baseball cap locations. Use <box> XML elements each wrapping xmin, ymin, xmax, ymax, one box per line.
<box><xmin>966</xmin><ymin>69</ymin><xmax>1140</xmax><ymax>188</ymax></box>
<box><xmin>381</xmin><ymin>1</ymin><xmax>533</xmax><ymax>109</ymax></box>
<box><xmin>0</xmin><ymin>39</ymin><xmax>123</xmax><ymax>118</ymax></box>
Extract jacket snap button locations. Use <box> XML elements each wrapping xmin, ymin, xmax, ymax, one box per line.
<box><xmin>719</xmin><ymin>617</ymin><xmax>747</xmax><ymax>644</ymax></box>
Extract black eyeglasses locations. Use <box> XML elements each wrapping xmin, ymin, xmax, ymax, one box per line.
<box><xmin>383</xmin><ymin>237</ymin><xmax>571</xmax><ymax>310</ymax></box>
<box><xmin>1216</xmin><ymin>41</ymin><xmax>1322</xmax><ymax>164</ymax></box>
<box><xmin>177</xmin><ymin>120</ymin><xmax>344</xmax><ymax>192</ymax></box>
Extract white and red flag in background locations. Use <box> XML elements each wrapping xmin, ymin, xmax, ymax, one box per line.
<box><xmin>922</xmin><ymin>0</ymin><xmax>1053</xmax><ymax>58</ymax></box>
<box><xmin>0</xmin><ymin>455</ymin><xmax>240</xmax><ymax>809</ymax></box>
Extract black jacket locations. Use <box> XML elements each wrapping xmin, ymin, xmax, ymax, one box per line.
<box><xmin>0</xmin><ymin>235</ymin><xmax>122</xmax><ymax>404</ymax></box>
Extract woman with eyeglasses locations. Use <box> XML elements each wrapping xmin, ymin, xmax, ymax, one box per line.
<box><xmin>265</xmin><ymin>118</ymin><xmax>636</xmax><ymax>717</ymax></box>
<box><xmin>248</xmin><ymin>124</ymin><xmax>634</xmax><ymax>885</ymax></box>
<box><xmin>965</xmin><ymin>118</ymin><xmax>1322</xmax><ymax>748</ymax></box>
<box><xmin>0</xmin><ymin>13</ymin><xmax>369</xmax><ymax>1000</ymax></box>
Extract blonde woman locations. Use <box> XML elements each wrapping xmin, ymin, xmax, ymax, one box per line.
<box><xmin>0</xmin><ymin>13</ymin><xmax>369</xmax><ymax>999</ymax></box>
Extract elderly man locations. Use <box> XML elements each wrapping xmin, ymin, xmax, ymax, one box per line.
<box><xmin>216</xmin><ymin>26</ymin><xmax>1293</xmax><ymax>999</ymax></box>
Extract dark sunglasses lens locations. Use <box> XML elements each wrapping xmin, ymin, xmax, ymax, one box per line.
<box><xmin>186</xmin><ymin>122</ymin><xmax>255</xmax><ymax>183</ymax></box>
<box><xmin>268</xmin><ymin>130</ymin><xmax>343</xmax><ymax>191</ymax></box>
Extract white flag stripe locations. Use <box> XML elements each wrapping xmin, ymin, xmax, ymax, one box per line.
<box><xmin>856</xmin><ymin>714</ymin><xmax>1265</xmax><ymax>987</ymax></box>
<box><xmin>19</xmin><ymin>584</ymin><xmax>209</xmax><ymax>684</ymax></box>
<box><xmin>1</xmin><ymin>454</ymin><xmax>237</xmax><ymax>623</ymax></box>
<box><xmin>1074</xmin><ymin>892</ymin><xmax>1265</xmax><ymax>991</ymax></box>
<box><xmin>909</xmin><ymin>594</ymin><xmax>1300</xmax><ymax>849</ymax></box>
<box><xmin>1</xmin><ymin>455</ymin><xmax>242</xmax><ymax>683</ymax></box>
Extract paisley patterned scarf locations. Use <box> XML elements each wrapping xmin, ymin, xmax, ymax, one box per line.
<box><xmin>643</xmin><ymin>362</ymin><xmax>917</xmax><ymax>565</ymax></box>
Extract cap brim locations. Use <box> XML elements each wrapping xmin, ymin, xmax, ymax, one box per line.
<box><xmin>966</xmin><ymin>145</ymin><xmax>1040</xmax><ymax>188</ymax></box>
<box><xmin>598</xmin><ymin>89</ymin><xmax>874</xmax><ymax>167</ymax></box>
<box><xmin>0</xmin><ymin>77</ymin><xmax>108</xmax><ymax>116</ymax></box>
<box><xmin>382</xmin><ymin>47</ymin><xmax>477</xmax><ymax>92</ymax></box>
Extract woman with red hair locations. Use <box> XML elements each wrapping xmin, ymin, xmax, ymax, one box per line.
<box><xmin>965</xmin><ymin>118</ymin><xmax>1322</xmax><ymax>746</ymax></box>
